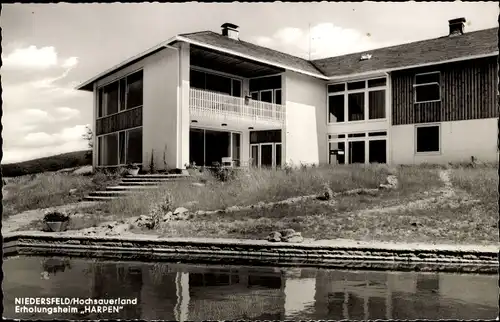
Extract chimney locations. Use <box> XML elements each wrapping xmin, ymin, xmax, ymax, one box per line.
<box><xmin>448</xmin><ymin>17</ymin><xmax>466</xmax><ymax>36</ymax></box>
<box><xmin>221</xmin><ymin>23</ymin><xmax>239</xmax><ymax>40</ymax></box>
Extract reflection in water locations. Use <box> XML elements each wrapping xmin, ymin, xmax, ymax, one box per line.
<box><xmin>3</xmin><ymin>256</ymin><xmax>498</xmax><ymax>320</ymax></box>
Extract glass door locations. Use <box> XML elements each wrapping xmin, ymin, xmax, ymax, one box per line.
<box><xmin>260</xmin><ymin>143</ymin><xmax>274</xmax><ymax>168</ymax></box>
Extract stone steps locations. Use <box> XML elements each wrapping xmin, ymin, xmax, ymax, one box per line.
<box><xmin>83</xmin><ymin>174</ymin><xmax>191</xmax><ymax>202</ymax></box>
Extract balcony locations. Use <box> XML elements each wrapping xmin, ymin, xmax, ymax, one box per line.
<box><xmin>189</xmin><ymin>88</ymin><xmax>285</xmax><ymax>128</ymax></box>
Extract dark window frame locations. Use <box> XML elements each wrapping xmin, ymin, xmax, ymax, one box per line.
<box><xmin>97</xmin><ymin>69</ymin><xmax>144</xmax><ymax>119</ymax></box>
<box><xmin>413</xmin><ymin>71</ymin><xmax>441</xmax><ymax>103</ymax></box>
<box><xmin>415</xmin><ymin>124</ymin><xmax>441</xmax><ymax>153</ymax></box>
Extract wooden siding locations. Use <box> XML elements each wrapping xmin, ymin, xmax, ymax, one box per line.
<box><xmin>392</xmin><ymin>56</ymin><xmax>498</xmax><ymax>125</ymax></box>
<box><xmin>96</xmin><ymin>107</ymin><xmax>143</xmax><ymax>136</ymax></box>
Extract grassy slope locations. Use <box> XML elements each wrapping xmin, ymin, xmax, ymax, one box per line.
<box><xmin>1</xmin><ymin>150</ymin><xmax>91</xmax><ymax>177</ymax></box>
<box><xmin>2</xmin><ymin>172</ymin><xmax>120</xmax><ymax>219</ymax></box>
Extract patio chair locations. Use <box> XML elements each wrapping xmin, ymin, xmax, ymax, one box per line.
<box><xmin>221</xmin><ymin>157</ymin><xmax>234</xmax><ymax>168</ymax></box>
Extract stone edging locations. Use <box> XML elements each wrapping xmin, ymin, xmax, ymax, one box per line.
<box><xmin>3</xmin><ymin>232</ymin><xmax>498</xmax><ymax>274</ymax></box>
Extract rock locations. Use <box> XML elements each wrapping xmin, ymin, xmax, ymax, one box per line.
<box><xmin>73</xmin><ymin>165</ymin><xmax>93</xmax><ymax>175</ymax></box>
<box><xmin>135</xmin><ymin>215</ymin><xmax>155</xmax><ymax>229</ymax></box>
<box><xmin>284</xmin><ymin>234</ymin><xmax>304</xmax><ymax>243</ymax></box>
<box><xmin>318</xmin><ymin>183</ymin><xmax>334</xmax><ymax>201</ymax></box>
<box><xmin>162</xmin><ymin>211</ymin><xmax>174</xmax><ymax>221</ymax></box>
<box><xmin>267</xmin><ymin>231</ymin><xmax>282</xmax><ymax>242</ymax></box>
<box><xmin>173</xmin><ymin>207</ymin><xmax>189</xmax><ymax>215</ymax></box>
<box><xmin>280</xmin><ymin>229</ymin><xmax>296</xmax><ymax>238</ymax></box>
<box><xmin>195</xmin><ymin>210</ymin><xmax>207</xmax><ymax>216</ymax></box>
<box><xmin>386</xmin><ymin>175</ymin><xmax>399</xmax><ymax>187</ymax></box>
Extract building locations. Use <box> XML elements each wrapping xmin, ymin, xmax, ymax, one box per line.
<box><xmin>76</xmin><ymin>18</ymin><xmax>499</xmax><ymax>171</ymax></box>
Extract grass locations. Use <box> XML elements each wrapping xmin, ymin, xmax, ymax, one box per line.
<box><xmin>450</xmin><ymin>166</ymin><xmax>498</xmax><ymax>217</ymax></box>
<box><xmin>5</xmin><ymin>162</ymin><xmax>497</xmax><ymax>246</ymax></box>
<box><xmin>1</xmin><ymin>150</ymin><xmax>91</xmax><ymax>177</ymax></box>
<box><xmin>2</xmin><ymin>172</ymin><xmax>119</xmax><ymax>219</ymax></box>
<box><xmin>102</xmin><ymin>164</ymin><xmax>392</xmax><ymax>220</ymax></box>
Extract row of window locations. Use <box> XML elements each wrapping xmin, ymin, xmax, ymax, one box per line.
<box><xmin>190</xmin><ymin>69</ymin><xmax>283</xmax><ymax>105</ymax></box>
<box><xmin>97</xmin><ymin>127</ymin><xmax>143</xmax><ymax>166</ymax></box>
<box><xmin>327</xmin><ymin>72</ymin><xmax>441</xmax><ymax>124</ymax></box>
<box><xmin>327</xmin><ymin>124</ymin><xmax>440</xmax><ymax>165</ymax></box>
<box><xmin>98</xmin><ymin>70</ymin><xmax>143</xmax><ymax>118</ymax></box>
<box><xmin>328</xmin><ymin>139</ymin><xmax>387</xmax><ymax>164</ymax></box>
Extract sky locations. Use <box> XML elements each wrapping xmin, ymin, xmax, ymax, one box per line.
<box><xmin>1</xmin><ymin>2</ymin><xmax>498</xmax><ymax>164</ymax></box>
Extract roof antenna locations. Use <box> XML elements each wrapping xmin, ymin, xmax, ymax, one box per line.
<box><xmin>308</xmin><ymin>23</ymin><xmax>311</xmax><ymax>60</ymax></box>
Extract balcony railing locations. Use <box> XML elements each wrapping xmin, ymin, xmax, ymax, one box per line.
<box><xmin>189</xmin><ymin>88</ymin><xmax>285</xmax><ymax>124</ymax></box>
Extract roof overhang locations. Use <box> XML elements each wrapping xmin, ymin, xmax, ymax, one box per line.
<box><xmin>76</xmin><ymin>35</ymin><xmax>328</xmax><ymax>91</ymax></box>
<box><xmin>326</xmin><ymin>52</ymin><xmax>499</xmax><ymax>81</ymax></box>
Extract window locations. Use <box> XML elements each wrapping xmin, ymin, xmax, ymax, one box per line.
<box><xmin>416</xmin><ymin>125</ymin><xmax>440</xmax><ymax>153</ymax></box>
<box><xmin>328</xmin><ymin>77</ymin><xmax>387</xmax><ymax>124</ymax></box>
<box><xmin>126</xmin><ymin>128</ymin><xmax>143</xmax><ymax>164</ymax></box>
<box><xmin>190</xmin><ymin>69</ymin><xmax>206</xmax><ymax>89</ymax></box>
<box><xmin>98</xmin><ymin>133</ymin><xmax>118</xmax><ymax>166</ymax></box>
<box><xmin>260</xmin><ymin>90</ymin><xmax>273</xmax><ymax>103</ymax></box>
<box><xmin>97</xmin><ymin>70</ymin><xmax>143</xmax><ymax>117</ymax></box>
<box><xmin>232</xmin><ymin>79</ymin><xmax>242</xmax><ymax>97</ymax></box>
<box><xmin>97</xmin><ymin>128</ymin><xmax>143</xmax><ymax>166</ymax></box>
<box><xmin>328</xmin><ymin>95</ymin><xmax>344</xmax><ymax>123</ymax></box>
<box><xmin>369</xmin><ymin>140</ymin><xmax>387</xmax><ymax>163</ymax></box>
<box><xmin>329</xmin><ymin>141</ymin><xmax>345</xmax><ymax>164</ymax></box>
<box><xmin>190</xmin><ymin>69</ymin><xmax>241</xmax><ymax>97</ymax></box>
<box><xmin>206</xmin><ymin>73</ymin><xmax>232</xmax><ymax>95</ymax></box>
<box><xmin>348</xmin><ymin>141</ymin><xmax>365</xmax><ymax>164</ymax></box>
<box><xmin>347</xmin><ymin>81</ymin><xmax>365</xmax><ymax>90</ymax></box>
<box><xmin>274</xmin><ymin>89</ymin><xmax>282</xmax><ymax>105</ymax></box>
<box><xmin>368</xmin><ymin>78</ymin><xmax>387</xmax><ymax>88</ymax></box>
<box><xmin>119</xmin><ymin>132</ymin><xmax>126</xmax><ymax>164</ymax></box>
<box><xmin>348</xmin><ymin>92</ymin><xmax>364</xmax><ymax>121</ymax></box>
<box><xmin>414</xmin><ymin>72</ymin><xmax>440</xmax><ymax>103</ymax></box>
<box><xmin>328</xmin><ymin>83</ymin><xmax>345</xmax><ymax>93</ymax></box>
<box><xmin>368</xmin><ymin>90</ymin><xmax>385</xmax><ymax>119</ymax></box>
<box><xmin>126</xmin><ymin>71</ymin><xmax>143</xmax><ymax>109</ymax></box>
<box><xmin>103</xmin><ymin>82</ymin><xmax>119</xmax><ymax>116</ymax></box>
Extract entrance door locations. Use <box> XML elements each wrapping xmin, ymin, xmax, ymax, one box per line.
<box><xmin>260</xmin><ymin>143</ymin><xmax>274</xmax><ymax>168</ymax></box>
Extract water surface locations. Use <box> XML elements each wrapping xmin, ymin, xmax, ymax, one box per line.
<box><xmin>3</xmin><ymin>256</ymin><xmax>498</xmax><ymax>320</ymax></box>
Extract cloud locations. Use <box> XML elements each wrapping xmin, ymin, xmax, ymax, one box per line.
<box><xmin>62</xmin><ymin>57</ymin><xmax>79</xmax><ymax>68</ymax></box>
<box><xmin>2</xmin><ymin>45</ymin><xmax>58</xmax><ymax>70</ymax></box>
<box><xmin>2</xmin><ymin>128</ymin><xmax>90</xmax><ymax>164</ymax></box>
<box><xmin>253</xmin><ymin>23</ymin><xmax>397</xmax><ymax>59</ymax></box>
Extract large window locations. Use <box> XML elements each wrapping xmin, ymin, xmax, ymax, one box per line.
<box><xmin>98</xmin><ymin>70</ymin><xmax>143</xmax><ymax>118</ymax></box>
<box><xmin>328</xmin><ymin>95</ymin><xmax>344</xmax><ymax>123</ymax></box>
<box><xmin>414</xmin><ymin>72</ymin><xmax>440</xmax><ymax>103</ymax></box>
<box><xmin>190</xmin><ymin>69</ymin><xmax>242</xmax><ymax>97</ymax></box>
<box><xmin>249</xmin><ymin>75</ymin><xmax>282</xmax><ymax>105</ymax></box>
<box><xmin>328</xmin><ymin>131</ymin><xmax>387</xmax><ymax>165</ymax></box>
<box><xmin>97</xmin><ymin>127</ymin><xmax>143</xmax><ymax>166</ymax></box>
<box><xmin>415</xmin><ymin>124</ymin><xmax>440</xmax><ymax>153</ymax></box>
<box><xmin>189</xmin><ymin>128</ymin><xmax>241</xmax><ymax>167</ymax></box>
<box><xmin>328</xmin><ymin>77</ymin><xmax>387</xmax><ymax>123</ymax></box>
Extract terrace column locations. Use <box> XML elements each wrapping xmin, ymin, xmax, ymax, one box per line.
<box><xmin>177</xmin><ymin>42</ymin><xmax>191</xmax><ymax>169</ymax></box>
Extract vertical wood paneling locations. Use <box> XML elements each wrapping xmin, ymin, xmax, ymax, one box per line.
<box><xmin>392</xmin><ymin>56</ymin><xmax>498</xmax><ymax>125</ymax></box>
<box><xmin>96</xmin><ymin>107</ymin><xmax>143</xmax><ymax>136</ymax></box>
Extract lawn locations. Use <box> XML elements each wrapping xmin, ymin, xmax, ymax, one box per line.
<box><xmin>7</xmin><ymin>162</ymin><xmax>497</xmax><ymax>246</ymax></box>
<box><xmin>2</xmin><ymin>172</ymin><xmax>119</xmax><ymax>219</ymax></box>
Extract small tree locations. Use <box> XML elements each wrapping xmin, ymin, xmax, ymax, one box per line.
<box><xmin>82</xmin><ymin>125</ymin><xmax>93</xmax><ymax>161</ymax></box>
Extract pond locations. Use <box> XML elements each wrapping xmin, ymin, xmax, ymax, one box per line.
<box><xmin>3</xmin><ymin>256</ymin><xmax>498</xmax><ymax>320</ymax></box>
